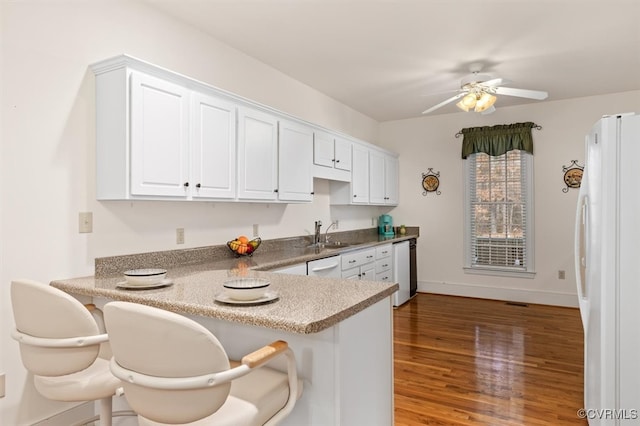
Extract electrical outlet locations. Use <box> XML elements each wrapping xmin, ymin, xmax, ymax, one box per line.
<box><xmin>558</xmin><ymin>270</ymin><xmax>566</xmax><ymax>279</ymax></box>
<box><xmin>334</xmin><ymin>220</ymin><xmax>339</xmax><ymax>230</ymax></box>
<box><xmin>78</xmin><ymin>212</ymin><xmax>93</xmax><ymax>233</ymax></box>
<box><xmin>176</xmin><ymin>228</ymin><xmax>185</xmax><ymax>244</ymax></box>
<box><xmin>253</xmin><ymin>224</ymin><xmax>259</xmax><ymax>237</ymax></box>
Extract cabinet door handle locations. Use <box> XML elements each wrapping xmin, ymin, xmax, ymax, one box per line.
<box><xmin>183</xmin><ymin>182</ymin><xmax>189</xmax><ymax>188</ymax></box>
<box><xmin>382</xmin><ymin>263</ymin><xmax>389</xmax><ymax>268</ymax></box>
<box><xmin>332</xmin><ymin>159</ymin><xmax>336</xmax><ymax>162</ymax></box>
<box><xmin>335</xmin><ymin>159</ymin><xmax>340</xmax><ymax>163</ymax></box>
<box><xmin>348</xmin><ymin>259</ymin><xmax>357</xmax><ymax>264</ymax></box>
<box><xmin>353</xmin><ymin>195</ymin><xmax>357</xmax><ymax>198</ymax></box>
<box><xmin>361</xmin><ymin>272</ymin><xmax>366</xmax><ymax>277</ymax></box>
<box><xmin>274</xmin><ymin>189</ymin><xmax>279</xmax><ymax>193</ymax></box>
<box><xmin>366</xmin><ymin>255</ymin><xmax>374</xmax><ymax>259</ymax></box>
<box><xmin>196</xmin><ymin>183</ymin><xmax>201</xmax><ymax>189</ymax></box>
<box><xmin>310</xmin><ymin>192</ymin><xmax>314</xmax><ymax>195</ymax></box>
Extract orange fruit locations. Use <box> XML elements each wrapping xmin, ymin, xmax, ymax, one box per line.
<box><xmin>236</xmin><ymin>244</ymin><xmax>248</xmax><ymax>254</ymax></box>
<box><xmin>238</xmin><ymin>236</ymin><xmax>249</xmax><ymax>244</ymax></box>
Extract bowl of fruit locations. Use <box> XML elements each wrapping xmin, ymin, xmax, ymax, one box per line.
<box><xmin>227</xmin><ymin>236</ymin><xmax>261</xmax><ymax>256</ymax></box>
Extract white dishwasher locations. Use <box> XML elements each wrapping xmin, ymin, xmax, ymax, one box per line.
<box><xmin>307</xmin><ymin>255</ymin><xmax>342</xmax><ymax>278</ymax></box>
<box><xmin>393</xmin><ymin>240</ymin><xmax>411</xmax><ymax>306</ymax></box>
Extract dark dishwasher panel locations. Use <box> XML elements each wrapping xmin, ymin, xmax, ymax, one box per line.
<box><xmin>409</xmin><ymin>238</ymin><xmax>417</xmax><ymax>297</ymax></box>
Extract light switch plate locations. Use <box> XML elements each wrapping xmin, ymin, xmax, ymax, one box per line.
<box><xmin>253</xmin><ymin>224</ymin><xmax>259</xmax><ymax>237</ymax></box>
<box><xmin>79</xmin><ymin>212</ymin><xmax>93</xmax><ymax>233</ymax></box>
<box><xmin>0</xmin><ymin>373</ymin><xmax>5</xmax><ymax>398</ymax></box>
<box><xmin>176</xmin><ymin>228</ymin><xmax>185</xmax><ymax>244</ymax></box>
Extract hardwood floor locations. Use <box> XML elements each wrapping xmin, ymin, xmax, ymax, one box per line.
<box><xmin>393</xmin><ymin>294</ymin><xmax>588</xmax><ymax>425</ymax></box>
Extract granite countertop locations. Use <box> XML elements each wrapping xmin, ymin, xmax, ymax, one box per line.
<box><xmin>50</xmin><ymin>228</ymin><xmax>418</xmax><ymax>335</ymax></box>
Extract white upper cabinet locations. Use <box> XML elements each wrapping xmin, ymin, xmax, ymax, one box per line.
<box><xmin>384</xmin><ymin>155</ymin><xmax>399</xmax><ymax>205</ymax></box>
<box><xmin>237</xmin><ymin>107</ymin><xmax>279</xmax><ymax>201</ymax></box>
<box><xmin>330</xmin><ymin>144</ymin><xmax>399</xmax><ymax>206</ymax></box>
<box><xmin>191</xmin><ymin>93</ymin><xmax>237</xmax><ymax>199</ymax></box>
<box><xmin>350</xmin><ymin>143</ymin><xmax>370</xmax><ymax>204</ymax></box>
<box><xmin>91</xmin><ymin>55</ymin><xmax>398</xmax><ymax>204</ymax></box>
<box><xmin>369</xmin><ymin>150</ymin><xmax>398</xmax><ymax>205</ymax></box>
<box><xmin>313</xmin><ymin>131</ymin><xmax>352</xmax><ymax>181</ymax></box>
<box><xmin>278</xmin><ymin>120</ymin><xmax>314</xmax><ymax>202</ymax></box>
<box><xmin>369</xmin><ymin>150</ymin><xmax>386</xmax><ymax>204</ymax></box>
<box><xmin>130</xmin><ymin>72</ymin><xmax>191</xmax><ymax>197</ymax></box>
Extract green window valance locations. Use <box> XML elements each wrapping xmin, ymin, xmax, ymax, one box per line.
<box><xmin>460</xmin><ymin>122</ymin><xmax>536</xmax><ymax>159</ymax></box>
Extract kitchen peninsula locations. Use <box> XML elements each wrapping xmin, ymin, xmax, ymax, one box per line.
<box><xmin>51</xmin><ymin>230</ymin><xmax>417</xmax><ymax>425</ymax></box>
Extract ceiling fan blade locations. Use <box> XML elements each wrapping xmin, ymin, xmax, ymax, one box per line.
<box><xmin>494</xmin><ymin>86</ymin><xmax>548</xmax><ymax>100</ymax></box>
<box><xmin>422</xmin><ymin>92</ymin><xmax>466</xmax><ymax>114</ymax></box>
<box><xmin>480</xmin><ymin>78</ymin><xmax>506</xmax><ymax>87</ymax></box>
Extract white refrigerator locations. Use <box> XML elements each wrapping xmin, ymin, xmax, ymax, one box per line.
<box><xmin>575</xmin><ymin>113</ymin><xmax>640</xmax><ymax>425</ymax></box>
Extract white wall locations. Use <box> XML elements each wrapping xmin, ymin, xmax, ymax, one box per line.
<box><xmin>379</xmin><ymin>91</ymin><xmax>640</xmax><ymax>307</ymax></box>
<box><xmin>0</xmin><ymin>2</ymin><xmax>380</xmax><ymax>424</ymax></box>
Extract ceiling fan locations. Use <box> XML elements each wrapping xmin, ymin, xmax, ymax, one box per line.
<box><xmin>421</xmin><ymin>68</ymin><xmax>548</xmax><ymax>115</ymax></box>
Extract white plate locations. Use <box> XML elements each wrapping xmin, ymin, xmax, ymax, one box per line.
<box><xmin>123</xmin><ymin>268</ymin><xmax>167</xmax><ymax>285</ymax></box>
<box><xmin>215</xmin><ymin>290</ymin><xmax>279</xmax><ymax>305</ymax></box>
<box><xmin>116</xmin><ymin>279</ymin><xmax>173</xmax><ymax>290</ymax></box>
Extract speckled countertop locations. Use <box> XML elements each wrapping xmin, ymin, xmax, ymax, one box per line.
<box><xmin>50</xmin><ymin>228</ymin><xmax>418</xmax><ymax>335</ymax></box>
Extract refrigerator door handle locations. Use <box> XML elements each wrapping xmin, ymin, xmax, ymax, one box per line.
<box><xmin>574</xmin><ymin>191</ymin><xmax>589</xmax><ymax>329</ymax></box>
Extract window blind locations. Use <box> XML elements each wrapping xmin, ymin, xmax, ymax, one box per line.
<box><xmin>469</xmin><ymin>150</ymin><xmax>528</xmax><ymax>269</ymax></box>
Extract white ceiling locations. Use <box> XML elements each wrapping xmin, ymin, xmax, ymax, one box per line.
<box><xmin>144</xmin><ymin>0</ymin><xmax>640</xmax><ymax>122</ymax></box>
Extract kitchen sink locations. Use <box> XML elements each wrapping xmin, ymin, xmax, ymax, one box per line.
<box><xmin>322</xmin><ymin>241</ymin><xmax>351</xmax><ymax>249</ymax></box>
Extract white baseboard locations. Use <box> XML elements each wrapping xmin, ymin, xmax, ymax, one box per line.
<box><xmin>33</xmin><ymin>402</ymin><xmax>94</xmax><ymax>425</ymax></box>
<box><xmin>418</xmin><ymin>280</ymin><xmax>579</xmax><ymax>308</ymax></box>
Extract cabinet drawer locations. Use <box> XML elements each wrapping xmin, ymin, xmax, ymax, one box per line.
<box><xmin>376</xmin><ymin>244</ymin><xmax>392</xmax><ymax>259</ymax></box>
<box><xmin>375</xmin><ymin>258</ymin><xmax>392</xmax><ymax>274</ymax></box>
<box><xmin>375</xmin><ymin>271</ymin><xmax>393</xmax><ymax>282</ymax></box>
<box><xmin>341</xmin><ymin>248</ymin><xmax>376</xmax><ymax>270</ymax></box>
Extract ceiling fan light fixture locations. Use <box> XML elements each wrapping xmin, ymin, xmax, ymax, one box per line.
<box><xmin>457</xmin><ymin>93</ymin><xmax>477</xmax><ymax>111</ymax></box>
<box><xmin>474</xmin><ymin>92</ymin><xmax>497</xmax><ymax>112</ymax></box>
<box><xmin>456</xmin><ymin>100</ymin><xmax>470</xmax><ymax>112</ymax></box>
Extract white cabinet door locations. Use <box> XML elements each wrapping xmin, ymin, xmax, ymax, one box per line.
<box><xmin>314</xmin><ymin>132</ymin><xmax>352</xmax><ymax>172</ymax></box>
<box><xmin>334</xmin><ymin>137</ymin><xmax>352</xmax><ymax>171</ymax></box>
<box><xmin>279</xmin><ymin>120</ymin><xmax>314</xmax><ymax>202</ymax></box>
<box><xmin>191</xmin><ymin>93</ymin><xmax>236</xmax><ymax>199</ymax></box>
<box><xmin>130</xmin><ymin>72</ymin><xmax>190</xmax><ymax>197</ymax></box>
<box><xmin>351</xmin><ymin>143</ymin><xmax>369</xmax><ymax>204</ymax></box>
<box><xmin>385</xmin><ymin>155</ymin><xmax>399</xmax><ymax>205</ymax></box>
<box><xmin>369</xmin><ymin>151</ymin><xmax>399</xmax><ymax>206</ymax></box>
<box><xmin>313</xmin><ymin>131</ymin><xmax>335</xmax><ymax>168</ymax></box>
<box><xmin>359</xmin><ymin>263</ymin><xmax>376</xmax><ymax>281</ymax></box>
<box><xmin>369</xmin><ymin>150</ymin><xmax>386</xmax><ymax>204</ymax></box>
<box><xmin>237</xmin><ymin>107</ymin><xmax>278</xmax><ymax>200</ymax></box>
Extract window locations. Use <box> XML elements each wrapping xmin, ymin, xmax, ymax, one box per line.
<box><xmin>464</xmin><ymin>149</ymin><xmax>535</xmax><ymax>277</ymax></box>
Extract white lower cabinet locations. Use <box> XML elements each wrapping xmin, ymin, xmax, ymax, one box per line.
<box><xmin>341</xmin><ymin>248</ymin><xmax>376</xmax><ymax>280</ymax></box>
<box><xmin>375</xmin><ymin>244</ymin><xmax>393</xmax><ymax>282</ymax></box>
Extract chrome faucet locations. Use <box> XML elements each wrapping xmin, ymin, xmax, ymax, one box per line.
<box><xmin>324</xmin><ymin>221</ymin><xmax>338</xmax><ymax>243</ymax></box>
<box><xmin>314</xmin><ymin>220</ymin><xmax>322</xmax><ymax>245</ymax></box>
